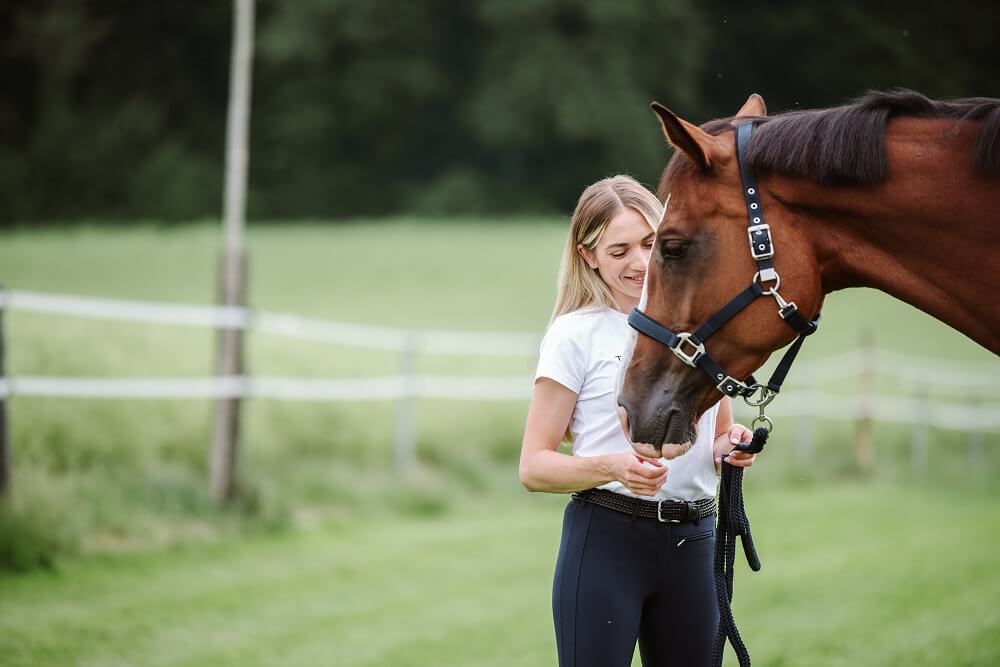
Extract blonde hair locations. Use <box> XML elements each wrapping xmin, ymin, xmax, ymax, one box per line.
<box><xmin>550</xmin><ymin>175</ymin><xmax>663</xmax><ymax>323</ymax></box>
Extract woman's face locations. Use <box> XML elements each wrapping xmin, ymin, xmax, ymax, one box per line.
<box><xmin>578</xmin><ymin>206</ymin><xmax>655</xmax><ymax>311</ymax></box>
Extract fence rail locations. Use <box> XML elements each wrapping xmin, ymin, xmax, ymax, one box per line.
<box><xmin>2</xmin><ymin>375</ymin><xmax>998</xmax><ymax>433</ymax></box>
<box><xmin>1</xmin><ymin>287</ymin><xmax>998</xmax><ymax>486</ymax></box>
<box><xmin>0</xmin><ymin>375</ymin><xmax>533</xmax><ymax>402</ymax></box>
<box><xmin>0</xmin><ymin>288</ymin><xmax>540</xmax><ymax>356</ymax></box>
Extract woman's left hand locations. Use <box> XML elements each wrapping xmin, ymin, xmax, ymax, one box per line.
<box><xmin>713</xmin><ymin>423</ymin><xmax>756</xmax><ymax>473</ymax></box>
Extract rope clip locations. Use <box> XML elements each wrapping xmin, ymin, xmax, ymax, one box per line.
<box><xmin>751</xmin><ymin>412</ymin><xmax>773</xmax><ymax>433</ymax></box>
<box><xmin>748</xmin><ymin>389</ymin><xmax>774</xmax><ymax>433</ymax></box>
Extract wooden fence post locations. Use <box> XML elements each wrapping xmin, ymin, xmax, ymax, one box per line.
<box><xmin>854</xmin><ymin>330</ymin><xmax>875</xmax><ymax>476</ymax></box>
<box><xmin>211</xmin><ymin>0</ymin><xmax>255</xmax><ymax>503</ymax></box>
<box><xmin>0</xmin><ymin>288</ymin><xmax>9</xmax><ymax>496</ymax></box>
<box><xmin>210</xmin><ymin>251</ymin><xmax>248</xmax><ymax>502</ymax></box>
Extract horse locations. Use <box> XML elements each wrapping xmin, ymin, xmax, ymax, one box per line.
<box><xmin>618</xmin><ymin>89</ymin><xmax>1000</xmax><ymax>458</ymax></box>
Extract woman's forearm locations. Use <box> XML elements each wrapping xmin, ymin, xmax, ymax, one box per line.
<box><xmin>519</xmin><ymin>449</ymin><xmax>616</xmax><ymax>494</ymax></box>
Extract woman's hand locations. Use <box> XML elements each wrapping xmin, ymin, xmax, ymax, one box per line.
<box><xmin>606</xmin><ymin>451</ymin><xmax>668</xmax><ymax>497</ymax></box>
<box><xmin>713</xmin><ymin>423</ymin><xmax>756</xmax><ymax>473</ymax></box>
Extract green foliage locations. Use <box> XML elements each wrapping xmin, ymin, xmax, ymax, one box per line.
<box><xmin>696</xmin><ymin>2</ymin><xmax>1000</xmax><ymax>118</ymax></box>
<box><xmin>0</xmin><ymin>469</ymin><xmax>81</xmax><ymax>571</ymax></box>
<box><xmin>5</xmin><ymin>1</ymin><xmax>994</xmax><ymax>223</ymax></box>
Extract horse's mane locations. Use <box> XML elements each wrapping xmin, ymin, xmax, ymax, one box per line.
<box><xmin>700</xmin><ymin>89</ymin><xmax>1000</xmax><ymax>185</ymax></box>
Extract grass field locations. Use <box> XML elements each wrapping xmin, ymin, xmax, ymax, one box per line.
<box><xmin>0</xmin><ymin>221</ymin><xmax>999</xmax><ymax>664</ymax></box>
<box><xmin>1</xmin><ymin>481</ymin><xmax>998</xmax><ymax>666</ymax></box>
<box><xmin>0</xmin><ymin>220</ymin><xmax>998</xmax><ymax>571</ymax></box>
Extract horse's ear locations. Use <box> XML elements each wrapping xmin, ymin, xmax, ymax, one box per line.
<box><xmin>650</xmin><ymin>102</ymin><xmax>716</xmax><ymax>171</ymax></box>
<box><xmin>735</xmin><ymin>93</ymin><xmax>767</xmax><ymax>118</ymax></box>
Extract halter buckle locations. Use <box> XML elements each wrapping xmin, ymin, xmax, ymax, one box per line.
<box><xmin>747</xmin><ymin>224</ymin><xmax>774</xmax><ymax>260</ymax></box>
<box><xmin>670</xmin><ymin>332</ymin><xmax>705</xmax><ymax>367</ymax></box>
<box><xmin>716</xmin><ymin>375</ymin><xmax>749</xmax><ymax>397</ymax></box>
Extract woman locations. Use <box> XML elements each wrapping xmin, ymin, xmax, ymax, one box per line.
<box><xmin>519</xmin><ymin>175</ymin><xmax>756</xmax><ymax>666</ymax></box>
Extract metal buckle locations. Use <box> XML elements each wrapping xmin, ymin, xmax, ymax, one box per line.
<box><xmin>657</xmin><ymin>499</ymin><xmax>679</xmax><ymax>523</ymax></box>
<box><xmin>670</xmin><ymin>332</ymin><xmax>705</xmax><ymax>367</ymax></box>
<box><xmin>747</xmin><ymin>224</ymin><xmax>774</xmax><ymax>260</ymax></box>
<box><xmin>716</xmin><ymin>375</ymin><xmax>748</xmax><ymax>397</ymax></box>
<box><xmin>657</xmin><ymin>500</ymin><xmax>699</xmax><ymax>522</ymax></box>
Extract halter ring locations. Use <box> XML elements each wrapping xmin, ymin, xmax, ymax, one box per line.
<box><xmin>752</xmin><ymin>269</ymin><xmax>781</xmax><ymax>291</ymax></box>
<box><xmin>743</xmin><ymin>384</ymin><xmax>777</xmax><ymax>408</ymax></box>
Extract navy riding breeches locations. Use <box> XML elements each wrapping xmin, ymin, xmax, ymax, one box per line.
<box><xmin>552</xmin><ymin>496</ymin><xmax>719</xmax><ymax>666</ymax></box>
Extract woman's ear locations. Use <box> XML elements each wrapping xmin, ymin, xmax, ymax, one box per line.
<box><xmin>577</xmin><ymin>243</ymin><xmax>597</xmax><ymax>270</ymax></box>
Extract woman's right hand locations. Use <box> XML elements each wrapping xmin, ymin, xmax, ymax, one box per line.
<box><xmin>606</xmin><ymin>452</ymin><xmax>668</xmax><ymax>497</ymax></box>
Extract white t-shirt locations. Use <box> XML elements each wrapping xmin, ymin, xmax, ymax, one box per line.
<box><xmin>534</xmin><ymin>305</ymin><xmax>720</xmax><ymax>501</ymax></box>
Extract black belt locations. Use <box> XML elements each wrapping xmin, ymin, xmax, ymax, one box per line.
<box><xmin>573</xmin><ymin>488</ymin><xmax>716</xmax><ymax>523</ymax></box>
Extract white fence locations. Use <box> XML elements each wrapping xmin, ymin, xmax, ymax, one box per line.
<box><xmin>0</xmin><ymin>288</ymin><xmax>998</xmax><ymax>473</ymax></box>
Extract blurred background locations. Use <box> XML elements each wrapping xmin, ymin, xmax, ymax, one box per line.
<box><xmin>0</xmin><ymin>2</ymin><xmax>998</xmax><ymax>666</ymax></box>
<box><xmin>3</xmin><ymin>0</ymin><xmax>998</xmax><ymax>222</ymax></box>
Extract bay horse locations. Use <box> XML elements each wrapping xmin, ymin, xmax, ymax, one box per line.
<box><xmin>618</xmin><ymin>89</ymin><xmax>1000</xmax><ymax>458</ymax></box>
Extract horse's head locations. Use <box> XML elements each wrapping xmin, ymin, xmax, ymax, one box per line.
<box><xmin>618</xmin><ymin>95</ymin><xmax>824</xmax><ymax>458</ymax></box>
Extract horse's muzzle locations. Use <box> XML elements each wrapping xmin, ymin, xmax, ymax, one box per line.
<box><xmin>617</xmin><ymin>393</ymin><xmax>698</xmax><ymax>459</ymax></box>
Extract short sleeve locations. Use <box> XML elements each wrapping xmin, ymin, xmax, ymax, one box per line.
<box><xmin>534</xmin><ymin>316</ymin><xmax>587</xmax><ymax>393</ymax></box>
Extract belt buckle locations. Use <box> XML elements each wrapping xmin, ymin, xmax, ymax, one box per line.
<box><xmin>657</xmin><ymin>499</ymin><xmax>680</xmax><ymax>523</ymax></box>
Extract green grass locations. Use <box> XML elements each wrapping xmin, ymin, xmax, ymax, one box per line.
<box><xmin>0</xmin><ymin>220</ymin><xmax>998</xmax><ymax>571</ymax></box>
<box><xmin>0</xmin><ymin>221</ymin><xmax>999</xmax><ymax>664</ymax></box>
<box><xmin>0</xmin><ymin>481</ymin><xmax>997</xmax><ymax>666</ymax></box>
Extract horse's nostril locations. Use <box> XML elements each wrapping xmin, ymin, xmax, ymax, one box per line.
<box><xmin>665</xmin><ymin>410</ymin><xmax>681</xmax><ymax>438</ymax></box>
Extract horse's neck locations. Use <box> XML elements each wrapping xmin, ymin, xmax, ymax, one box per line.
<box><xmin>773</xmin><ymin>118</ymin><xmax>1000</xmax><ymax>353</ymax></box>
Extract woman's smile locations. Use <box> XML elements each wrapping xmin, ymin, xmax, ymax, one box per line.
<box><xmin>623</xmin><ymin>273</ymin><xmax>645</xmax><ymax>288</ymax></box>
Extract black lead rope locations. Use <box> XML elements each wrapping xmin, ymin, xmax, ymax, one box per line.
<box><xmin>712</xmin><ymin>427</ymin><xmax>769</xmax><ymax>667</ymax></box>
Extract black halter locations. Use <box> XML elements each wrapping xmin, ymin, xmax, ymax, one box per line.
<box><xmin>627</xmin><ymin>121</ymin><xmax>820</xmax><ymax>410</ymax></box>
<box><xmin>628</xmin><ymin>120</ymin><xmax>822</xmax><ymax>667</ymax></box>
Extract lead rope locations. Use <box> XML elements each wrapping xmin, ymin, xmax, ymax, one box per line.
<box><xmin>712</xmin><ymin>425</ymin><xmax>769</xmax><ymax>667</ymax></box>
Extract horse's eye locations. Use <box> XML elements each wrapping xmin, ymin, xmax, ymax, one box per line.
<box><xmin>661</xmin><ymin>239</ymin><xmax>689</xmax><ymax>260</ymax></box>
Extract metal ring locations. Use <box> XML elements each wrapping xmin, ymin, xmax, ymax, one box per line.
<box><xmin>751</xmin><ymin>414</ymin><xmax>773</xmax><ymax>432</ymax></box>
<box><xmin>753</xmin><ymin>270</ymin><xmax>781</xmax><ymax>291</ymax></box>
<box><xmin>743</xmin><ymin>385</ymin><xmax>776</xmax><ymax>407</ymax></box>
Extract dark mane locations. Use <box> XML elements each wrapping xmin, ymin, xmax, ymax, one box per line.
<box><xmin>704</xmin><ymin>89</ymin><xmax>1000</xmax><ymax>185</ymax></box>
